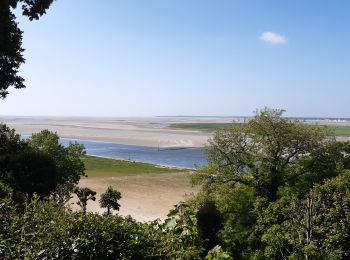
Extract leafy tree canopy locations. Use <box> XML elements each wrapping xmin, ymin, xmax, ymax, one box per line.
<box><xmin>28</xmin><ymin>130</ymin><xmax>86</xmax><ymax>204</ymax></box>
<box><xmin>191</xmin><ymin>108</ymin><xmax>350</xmax><ymax>258</ymax></box>
<box><xmin>0</xmin><ymin>151</ymin><xmax>57</xmax><ymax>200</ymax></box>
<box><xmin>0</xmin><ymin>124</ymin><xmax>27</xmax><ymax>155</ymax></box>
<box><xmin>0</xmin><ymin>126</ymin><xmax>86</xmax><ymax>204</ymax></box>
<box><xmin>194</xmin><ymin>108</ymin><xmax>349</xmax><ymax>202</ymax></box>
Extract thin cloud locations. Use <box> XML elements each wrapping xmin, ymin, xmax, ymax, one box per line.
<box><xmin>260</xmin><ymin>32</ymin><xmax>287</xmax><ymax>45</ymax></box>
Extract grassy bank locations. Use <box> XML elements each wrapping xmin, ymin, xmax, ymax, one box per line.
<box><xmin>332</xmin><ymin>125</ymin><xmax>350</xmax><ymax>137</ymax></box>
<box><xmin>82</xmin><ymin>155</ymin><xmax>185</xmax><ymax>178</ymax></box>
<box><xmin>170</xmin><ymin>123</ymin><xmax>233</xmax><ymax>131</ymax></box>
<box><xmin>170</xmin><ymin>123</ymin><xmax>350</xmax><ymax>137</ymax></box>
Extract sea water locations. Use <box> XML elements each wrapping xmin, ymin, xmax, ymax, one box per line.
<box><xmin>59</xmin><ymin>139</ymin><xmax>206</xmax><ymax>169</ymax></box>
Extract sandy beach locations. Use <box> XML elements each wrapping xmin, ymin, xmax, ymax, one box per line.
<box><xmin>71</xmin><ymin>172</ymin><xmax>199</xmax><ymax>222</ymax></box>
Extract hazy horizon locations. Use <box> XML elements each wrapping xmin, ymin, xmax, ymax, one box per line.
<box><xmin>1</xmin><ymin>114</ymin><xmax>350</xmax><ymax>120</ymax></box>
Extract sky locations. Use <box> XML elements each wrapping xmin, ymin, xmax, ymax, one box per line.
<box><xmin>1</xmin><ymin>0</ymin><xmax>349</xmax><ymax>117</ymax></box>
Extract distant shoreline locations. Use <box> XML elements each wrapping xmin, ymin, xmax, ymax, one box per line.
<box><xmin>4</xmin><ymin>117</ymin><xmax>350</xmax><ymax>152</ymax></box>
<box><xmin>4</xmin><ymin>117</ymin><xmax>211</xmax><ymax>148</ymax></box>
<box><xmin>2</xmin><ymin>115</ymin><xmax>350</xmax><ymax>120</ymax></box>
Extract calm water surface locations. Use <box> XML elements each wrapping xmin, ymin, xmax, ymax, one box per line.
<box><xmin>60</xmin><ymin>139</ymin><xmax>206</xmax><ymax>168</ymax></box>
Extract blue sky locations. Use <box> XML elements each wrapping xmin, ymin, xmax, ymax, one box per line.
<box><xmin>1</xmin><ymin>0</ymin><xmax>349</xmax><ymax>117</ymax></box>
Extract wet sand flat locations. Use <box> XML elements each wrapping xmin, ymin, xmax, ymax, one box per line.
<box><xmin>1</xmin><ymin>116</ymin><xmax>215</xmax><ymax>147</ymax></box>
<box><xmin>2</xmin><ymin>116</ymin><xmax>350</xmax><ymax>147</ymax></box>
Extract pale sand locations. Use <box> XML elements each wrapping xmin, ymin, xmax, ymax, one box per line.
<box><xmin>1</xmin><ymin>116</ymin><xmax>216</xmax><ymax>147</ymax></box>
<box><xmin>2</xmin><ymin>116</ymin><xmax>350</xmax><ymax>147</ymax></box>
<box><xmin>71</xmin><ymin>172</ymin><xmax>200</xmax><ymax>222</ymax></box>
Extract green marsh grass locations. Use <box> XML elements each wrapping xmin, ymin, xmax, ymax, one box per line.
<box><xmin>82</xmin><ymin>155</ymin><xmax>186</xmax><ymax>178</ymax></box>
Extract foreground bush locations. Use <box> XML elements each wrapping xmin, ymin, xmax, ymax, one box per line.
<box><xmin>0</xmin><ymin>197</ymin><xmax>163</xmax><ymax>259</ymax></box>
<box><xmin>0</xmin><ymin>196</ymin><xmax>206</xmax><ymax>259</ymax></box>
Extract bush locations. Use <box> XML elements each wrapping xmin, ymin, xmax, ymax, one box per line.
<box><xmin>0</xmin><ymin>197</ymin><xmax>164</xmax><ymax>259</ymax></box>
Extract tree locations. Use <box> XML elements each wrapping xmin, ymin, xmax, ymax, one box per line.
<box><xmin>74</xmin><ymin>187</ymin><xmax>96</xmax><ymax>214</ymax></box>
<box><xmin>162</xmin><ymin>202</ymin><xmax>203</xmax><ymax>258</ymax></box>
<box><xmin>196</xmin><ymin>201</ymin><xmax>222</xmax><ymax>254</ymax></box>
<box><xmin>28</xmin><ymin>130</ymin><xmax>86</xmax><ymax>204</ymax></box>
<box><xmin>309</xmin><ymin>171</ymin><xmax>350</xmax><ymax>258</ymax></box>
<box><xmin>192</xmin><ymin>182</ymin><xmax>258</xmax><ymax>258</ymax></box>
<box><xmin>0</xmin><ymin>151</ymin><xmax>57</xmax><ymax>200</ymax></box>
<box><xmin>257</xmin><ymin>171</ymin><xmax>350</xmax><ymax>260</ymax></box>
<box><xmin>194</xmin><ymin>108</ymin><xmax>336</xmax><ymax>202</ymax></box>
<box><xmin>0</xmin><ymin>0</ymin><xmax>55</xmax><ymax>98</ymax></box>
<box><xmin>0</xmin><ymin>127</ymin><xmax>86</xmax><ymax>204</ymax></box>
<box><xmin>191</xmin><ymin>108</ymin><xmax>350</xmax><ymax>258</ymax></box>
<box><xmin>99</xmin><ymin>186</ymin><xmax>122</xmax><ymax>215</ymax></box>
<box><xmin>0</xmin><ymin>124</ymin><xmax>27</xmax><ymax>155</ymax></box>
<box><xmin>0</xmin><ymin>124</ymin><xmax>58</xmax><ymax>202</ymax></box>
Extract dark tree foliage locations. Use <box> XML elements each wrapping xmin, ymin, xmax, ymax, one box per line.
<box><xmin>0</xmin><ymin>151</ymin><xmax>57</xmax><ymax>200</ymax></box>
<box><xmin>28</xmin><ymin>130</ymin><xmax>86</xmax><ymax>204</ymax></box>
<box><xmin>0</xmin><ymin>124</ymin><xmax>27</xmax><ymax>155</ymax></box>
<box><xmin>0</xmin><ymin>123</ymin><xmax>29</xmax><ymax>202</ymax></box>
<box><xmin>0</xmin><ymin>0</ymin><xmax>55</xmax><ymax>98</ymax></box>
<box><xmin>10</xmin><ymin>0</ymin><xmax>55</xmax><ymax>21</ymax></box>
<box><xmin>196</xmin><ymin>201</ymin><xmax>222</xmax><ymax>254</ymax></box>
<box><xmin>0</xmin><ymin>2</ymin><xmax>24</xmax><ymax>99</ymax></box>
<box><xmin>0</xmin><ymin>126</ymin><xmax>86</xmax><ymax>205</ymax></box>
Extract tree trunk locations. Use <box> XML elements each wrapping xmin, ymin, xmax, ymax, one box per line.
<box><xmin>83</xmin><ymin>200</ymin><xmax>87</xmax><ymax>214</ymax></box>
<box><xmin>305</xmin><ymin>196</ymin><xmax>313</xmax><ymax>260</ymax></box>
<box><xmin>267</xmin><ymin>166</ymin><xmax>281</xmax><ymax>202</ymax></box>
